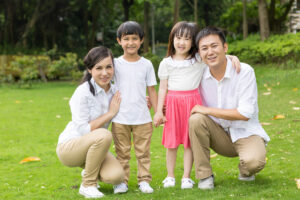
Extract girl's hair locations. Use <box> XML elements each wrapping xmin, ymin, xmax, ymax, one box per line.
<box><xmin>166</xmin><ymin>21</ymin><xmax>199</xmax><ymax>58</ymax></box>
<box><xmin>81</xmin><ymin>46</ymin><xmax>114</xmax><ymax>96</ymax></box>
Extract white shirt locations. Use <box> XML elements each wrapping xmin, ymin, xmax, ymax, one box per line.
<box><xmin>199</xmin><ymin>58</ymin><xmax>270</xmax><ymax>143</ymax></box>
<box><xmin>112</xmin><ymin>56</ymin><xmax>157</xmax><ymax>124</ymax></box>
<box><xmin>158</xmin><ymin>56</ymin><xmax>206</xmax><ymax>91</ymax></box>
<box><xmin>58</xmin><ymin>78</ymin><xmax>116</xmax><ymax>144</ymax></box>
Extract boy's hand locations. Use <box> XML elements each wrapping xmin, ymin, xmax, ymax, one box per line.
<box><xmin>153</xmin><ymin>112</ymin><xmax>167</xmax><ymax>127</ymax></box>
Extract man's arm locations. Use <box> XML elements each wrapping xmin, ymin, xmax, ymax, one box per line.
<box><xmin>191</xmin><ymin>105</ymin><xmax>249</xmax><ymax>121</ymax></box>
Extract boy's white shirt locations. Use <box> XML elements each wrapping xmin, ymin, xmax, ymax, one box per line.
<box><xmin>112</xmin><ymin>56</ymin><xmax>157</xmax><ymax>125</ymax></box>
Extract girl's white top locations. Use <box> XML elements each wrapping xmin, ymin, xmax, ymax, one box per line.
<box><xmin>57</xmin><ymin>78</ymin><xmax>116</xmax><ymax>144</ymax></box>
<box><xmin>158</xmin><ymin>54</ymin><xmax>206</xmax><ymax>91</ymax></box>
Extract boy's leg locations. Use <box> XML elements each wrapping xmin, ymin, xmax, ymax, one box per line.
<box><xmin>189</xmin><ymin>113</ymin><xmax>237</xmax><ymax>180</ymax></box>
<box><xmin>233</xmin><ymin>135</ymin><xmax>266</xmax><ymax>177</ymax></box>
<box><xmin>111</xmin><ymin>122</ymin><xmax>132</xmax><ymax>184</ymax></box>
<box><xmin>132</xmin><ymin>122</ymin><xmax>153</xmax><ymax>183</ymax></box>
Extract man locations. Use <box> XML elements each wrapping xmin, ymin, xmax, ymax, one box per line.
<box><xmin>189</xmin><ymin>27</ymin><xmax>270</xmax><ymax>190</ymax></box>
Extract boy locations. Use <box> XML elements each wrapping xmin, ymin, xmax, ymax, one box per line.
<box><xmin>112</xmin><ymin>21</ymin><xmax>158</xmax><ymax>194</ymax></box>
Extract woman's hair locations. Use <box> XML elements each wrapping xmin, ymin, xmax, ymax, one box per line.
<box><xmin>117</xmin><ymin>21</ymin><xmax>144</xmax><ymax>40</ymax></box>
<box><xmin>81</xmin><ymin>46</ymin><xmax>114</xmax><ymax>96</ymax></box>
<box><xmin>166</xmin><ymin>21</ymin><xmax>199</xmax><ymax>58</ymax></box>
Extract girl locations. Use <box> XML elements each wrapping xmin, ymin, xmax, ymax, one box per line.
<box><xmin>56</xmin><ymin>46</ymin><xmax>125</xmax><ymax>198</ymax></box>
<box><xmin>153</xmin><ymin>22</ymin><xmax>240</xmax><ymax>189</ymax></box>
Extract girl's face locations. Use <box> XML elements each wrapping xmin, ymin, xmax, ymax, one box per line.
<box><xmin>173</xmin><ymin>31</ymin><xmax>192</xmax><ymax>58</ymax></box>
<box><xmin>88</xmin><ymin>56</ymin><xmax>114</xmax><ymax>92</ymax></box>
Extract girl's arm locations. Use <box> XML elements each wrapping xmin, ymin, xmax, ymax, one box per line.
<box><xmin>153</xmin><ymin>79</ymin><xmax>168</xmax><ymax>127</ymax></box>
<box><xmin>227</xmin><ymin>55</ymin><xmax>241</xmax><ymax>73</ymax></box>
<box><xmin>89</xmin><ymin>91</ymin><xmax>121</xmax><ymax>131</ymax></box>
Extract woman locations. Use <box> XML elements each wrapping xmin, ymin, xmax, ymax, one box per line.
<box><xmin>56</xmin><ymin>46</ymin><xmax>124</xmax><ymax>198</ymax></box>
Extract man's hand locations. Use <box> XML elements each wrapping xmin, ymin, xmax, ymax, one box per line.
<box><xmin>191</xmin><ymin>105</ymin><xmax>210</xmax><ymax>115</ymax></box>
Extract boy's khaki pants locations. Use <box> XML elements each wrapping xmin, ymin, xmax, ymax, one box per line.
<box><xmin>112</xmin><ymin>122</ymin><xmax>153</xmax><ymax>184</ymax></box>
<box><xmin>56</xmin><ymin>128</ymin><xmax>124</xmax><ymax>187</ymax></box>
<box><xmin>189</xmin><ymin>113</ymin><xmax>267</xmax><ymax>180</ymax></box>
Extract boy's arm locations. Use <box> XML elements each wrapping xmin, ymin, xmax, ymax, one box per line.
<box><xmin>147</xmin><ymin>85</ymin><xmax>158</xmax><ymax>113</ymax></box>
<box><xmin>153</xmin><ymin>80</ymin><xmax>168</xmax><ymax>127</ymax></box>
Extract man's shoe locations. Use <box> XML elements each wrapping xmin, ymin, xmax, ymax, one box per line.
<box><xmin>198</xmin><ymin>175</ymin><xmax>214</xmax><ymax>190</ymax></box>
<box><xmin>162</xmin><ymin>177</ymin><xmax>175</xmax><ymax>188</ymax></box>
<box><xmin>79</xmin><ymin>184</ymin><xmax>104</xmax><ymax>198</ymax></box>
<box><xmin>181</xmin><ymin>178</ymin><xmax>195</xmax><ymax>189</ymax></box>
<box><xmin>81</xmin><ymin>170</ymin><xmax>100</xmax><ymax>188</ymax></box>
<box><xmin>238</xmin><ymin>173</ymin><xmax>255</xmax><ymax>181</ymax></box>
<box><xmin>113</xmin><ymin>183</ymin><xmax>128</xmax><ymax>194</ymax></box>
<box><xmin>139</xmin><ymin>181</ymin><xmax>154</xmax><ymax>193</ymax></box>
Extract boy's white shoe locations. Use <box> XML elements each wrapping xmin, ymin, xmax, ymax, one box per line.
<box><xmin>113</xmin><ymin>183</ymin><xmax>128</xmax><ymax>194</ymax></box>
<box><xmin>162</xmin><ymin>177</ymin><xmax>175</xmax><ymax>188</ymax></box>
<box><xmin>79</xmin><ymin>184</ymin><xmax>104</xmax><ymax>198</ymax></box>
<box><xmin>238</xmin><ymin>173</ymin><xmax>255</xmax><ymax>181</ymax></box>
<box><xmin>81</xmin><ymin>170</ymin><xmax>100</xmax><ymax>188</ymax></box>
<box><xmin>181</xmin><ymin>178</ymin><xmax>195</xmax><ymax>189</ymax></box>
<box><xmin>198</xmin><ymin>175</ymin><xmax>214</xmax><ymax>190</ymax></box>
<box><xmin>139</xmin><ymin>181</ymin><xmax>153</xmax><ymax>193</ymax></box>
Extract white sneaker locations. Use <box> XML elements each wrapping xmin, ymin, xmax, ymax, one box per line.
<box><xmin>238</xmin><ymin>173</ymin><xmax>255</xmax><ymax>181</ymax></box>
<box><xmin>113</xmin><ymin>183</ymin><xmax>128</xmax><ymax>194</ymax></box>
<box><xmin>198</xmin><ymin>175</ymin><xmax>214</xmax><ymax>190</ymax></box>
<box><xmin>81</xmin><ymin>170</ymin><xmax>100</xmax><ymax>188</ymax></box>
<box><xmin>181</xmin><ymin>178</ymin><xmax>195</xmax><ymax>189</ymax></box>
<box><xmin>79</xmin><ymin>184</ymin><xmax>104</xmax><ymax>198</ymax></box>
<box><xmin>162</xmin><ymin>177</ymin><xmax>175</xmax><ymax>188</ymax></box>
<box><xmin>139</xmin><ymin>181</ymin><xmax>154</xmax><ymax>193</ymax></box>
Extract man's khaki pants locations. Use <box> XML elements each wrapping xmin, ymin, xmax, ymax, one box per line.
<box><xmin>56</xmin><ymin>128</ymin><xmax>125</xmax><ymax>187</ymax></box>
<box><xmin>112</xmin><ymin>122</ymin><xmax>153</xmax><ymax>184</ymax></box>
<box><xmin>189</xmin><ymin>113</ymin><xmax>267</xmax><ymax>180</ymax></box>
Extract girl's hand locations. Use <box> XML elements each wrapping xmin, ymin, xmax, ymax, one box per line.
<box><xmin>227</xmin><ymin>55</ymin><xmax>241</xmax><ymax>73</ymax></box>
<box><xmin>153</xmin><ymin>112</ymin><xmax>167</xmax><ymax>127</ymax></box>
<box><xmin>190</xmin><ymin>105</ymin><xmax>210</xmax><ymax>115</ymax></box>
<box><xmin>108</xmin><ymin>91</ymin><xmax>121</xmax><ymax>116</ymax></box>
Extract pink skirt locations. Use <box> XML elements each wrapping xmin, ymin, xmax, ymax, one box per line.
<box><xmin>162</xmin><ymin>89</ymin><xmax>202</xmax><ymax>148</ymax></box>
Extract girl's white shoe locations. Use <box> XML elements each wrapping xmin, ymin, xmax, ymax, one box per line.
<box><xmin>162</xmin><ymin>177</ymin><xmax>175</xmax><ymax>188</ymax></box>
<box><xmin>181</xmin><ymin>178</ymin><xmax>195</xmax><ymax>189</ymax></box>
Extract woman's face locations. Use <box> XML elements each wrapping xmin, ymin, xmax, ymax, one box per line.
<box><xmin>88</xmin><ymin>56</ymin><xmax>114</xmax><ymax>92</ymax></box>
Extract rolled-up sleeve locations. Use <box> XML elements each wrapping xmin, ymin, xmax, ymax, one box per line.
<box><xmin>237</xmin><ymin>68</ymin><xmax>257</xmax><ymax>119</ymax></box>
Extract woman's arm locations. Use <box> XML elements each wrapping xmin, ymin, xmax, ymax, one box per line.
<box><xmin>153</xmin><ymin>79</ymin><xmax>168</xmax><ymax>127</ymax></box>
<box><xmin>89</xmin><ymin>91</ymin><xmax>121</xmax><ymax>131</ymax></box>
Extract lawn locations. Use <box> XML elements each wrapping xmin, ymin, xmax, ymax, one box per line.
<box><xmin>0</xmin><ymin>65</ymin><xmax>299</xmax><ymax>200</ymax></box>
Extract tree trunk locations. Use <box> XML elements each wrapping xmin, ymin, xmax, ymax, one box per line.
<box><xmin>173</xmin><ymin>0</ymin><xmax>179</xmax><ymax>25</ymax></box>
<box><xmin>151</xmin><ymin>4</ymin><xmax>155</xmax><ymax>54</ymax></box>
<box><xmin>194</xmin><ymin>0</ymin><xmax>198</xmax><ymax>24</ymax></box>
<box><xmin>123</xmin><ymin>0</ymin><xmax>134</xmax><ymax>21</ymax></box>
<box><xmin>258</xmin><ymin>0</ymin><xmax>270</xmax><ymax>41</ymax></box>
<box><xmin>4</xmin><ymin>0</ymin><xmax>15</xmax><ymax>45</ymax></box>
<box><xmin>243</xmin><ymin>0</ymin><xmax>248</xmax><ymax>39</ymax></box>
<box><xmin>89</xmin><ymin>1</ymin><xmax>101</xmax><ymax>48</ymax></box>
<box><xmin>143</xmin><ymin>1</ymin><xmax>150</xmax><ymax>53</ymax></box>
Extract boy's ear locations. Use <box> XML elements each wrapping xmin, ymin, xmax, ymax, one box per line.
<box><xmin>117</xmin><ymin>38</ymin><xmax>121</xmax><ymax>45</ymax></box>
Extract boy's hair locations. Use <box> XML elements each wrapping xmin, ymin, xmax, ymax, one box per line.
<box><xmin>196</xmin><ymin>27</ymin><xmax>226</xmax><ymax>49</ymax></box>
<box><xmin>167</xmin><ymin>21</ymin><xmax>199</xmax><ymax>58</ymax></box>
<box><xmin>117</xmin><ymin>21</ymin><xmax>144</xmax><ymax>40</ymax></box>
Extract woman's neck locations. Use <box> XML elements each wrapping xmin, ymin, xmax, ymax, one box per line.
<box><xmin>172</xmin><ymin>53</ymin><xmax>190</xmax><ymax>61</ymax></box>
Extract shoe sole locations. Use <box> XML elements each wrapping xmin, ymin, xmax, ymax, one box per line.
<box><xmin>79</xmin><ymin>190</ymin><xmax>104</xmax><ymax>198</ymax></box>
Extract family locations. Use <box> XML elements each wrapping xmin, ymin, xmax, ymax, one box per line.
<box><xmin>56</xmin><ymin>21</ymin><xmax>270</xmax><ymax>198</ymax></box>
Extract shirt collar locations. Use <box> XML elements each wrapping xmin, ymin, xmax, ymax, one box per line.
<box><xmin>204</xmin><ymin>57</ymin><xmax>232</xmax><ymax>80</ymax></box>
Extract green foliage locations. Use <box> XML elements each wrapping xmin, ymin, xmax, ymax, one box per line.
<box><xmin>143</xmin><ymin>51</ymin><xmax>162</xmax><ymax>81</ymax></box>
<box><xmin>48</xmin><ymin>53</ymin><xmax>79</xmax><ymax>80</ymax></box>
<box><xmin>228</xmin><ymin>33</ymin><xmax>300</xmax><ymax>64</ymax></box>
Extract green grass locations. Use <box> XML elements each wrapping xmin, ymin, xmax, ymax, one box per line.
<box><xmin>1</xmin><ymin>65</ymin><xmax>300</xmax><ymax>199</ymax></box>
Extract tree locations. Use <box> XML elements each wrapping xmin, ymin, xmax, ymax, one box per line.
<box><xmin>123</xmin><ymin>0</ymin><xmax>134</xmax><ymax>21</ymax></box>
<box><xmin>143</xmin><ymin>0</ymin><xmax>150</xmax><ymax>53</ymax></box>
<box><xmin>258</xmin><ymin>0</ymin><xmax>270</xmax><ymax>40</ymax></box>
<box><xmin>243</xmin><ymin>0</ymin><xmax>248</xmax><ymax>39</ymax></box>
<box><xmin>173</xmin><ymin>0</ymin><xmax>179</xmax><ymax>24</ymax></box>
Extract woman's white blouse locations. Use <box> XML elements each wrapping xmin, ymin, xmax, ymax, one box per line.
<box><xmin>58</xmin><ymin>78</ymin><xmax>116</xmax><ymax>144</ymax></box>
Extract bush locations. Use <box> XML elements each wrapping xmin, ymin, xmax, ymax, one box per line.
<box><xmin>227</xmin><ymin>33</ymin><xmax>300</xmax><ymax>64</ymax></box>
<box><xmin>143</xmin><ymin>51</ymin><xmax>162</xmax><ymax>82</ymax></box>
<box><xmin>48</xmin><ymin>53</ymin><xmax>78</xmax><ymax>80</ymax></box>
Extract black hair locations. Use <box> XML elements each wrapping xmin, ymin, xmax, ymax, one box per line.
<box><xmin>196</xmin><ymin>27</ymin><xmax>226</xmax><ymax>49</ymax></box>
<box><xmin>117</xmin><ymin>21</ymin><xmax>144</xmax><ymax>40</ymax></box>
<box><xmin>80</xmin><ymin>46</ymin><xmax>114</xmax><ymax>96</ymax></box>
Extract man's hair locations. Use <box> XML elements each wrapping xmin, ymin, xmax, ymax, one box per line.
<box><xmin>196</xmin><ymin>27</ymin><xmax>226</xmax><ymax>48</ymax></box>
<box><xmin>117</xmin><ymin>21</ymin><xmax>144</xmax><ymax>40</ymax></box>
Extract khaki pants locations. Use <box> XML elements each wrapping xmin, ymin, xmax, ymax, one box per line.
<box><xmin>56</xmin><ymin>128</ymin><xmax>125</xmax><ymax>187</ymax></box>
<box><xmin>189</xmin><ymin>113</ymin><xmax>267</xmax><ymax>180</ymax></box>
<box><xmin>112</xmin><ymin>122</ymin><xmax>153</xmax><ymax>184</ymax></box>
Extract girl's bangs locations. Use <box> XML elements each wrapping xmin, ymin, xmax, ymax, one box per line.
<box><xmin>175</xmin><ymin>28</ymin><xmax>191</xmax><ymax>38</ymax></box>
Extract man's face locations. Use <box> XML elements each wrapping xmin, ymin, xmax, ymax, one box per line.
<box><xmin>117</xmin><ymin>34</ymin><xmax>143</xmax><ymax>56</ymax></box>
<box><xmin>198</xmin><ymin>34</ymin><xmax>228</xmax><ymax>69</ymax></box>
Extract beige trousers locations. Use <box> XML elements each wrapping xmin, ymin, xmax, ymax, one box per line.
<box><xmin>112</xmin><ymin>122</ymin><xmax>153</xmax><ymax>184</ymax></box>
<box><xmin>56</xmin><ymin>128</ymin><xmax>125</xmax><ymax>187</ymax></box>
<box><xmin>189</xmin><ymin>113</ymin><xmax>267</xmax><ymax>180</ymax></box>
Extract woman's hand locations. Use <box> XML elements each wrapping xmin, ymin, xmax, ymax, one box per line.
<box><xmin>153</xmin><ymin>111</ymin><xmax>167</xmax><ymax>127</ymax></box>
<box><xmin>108</xmin><ymin>91</ymin><xmax>121</xmax><ymax>117</ymax></box>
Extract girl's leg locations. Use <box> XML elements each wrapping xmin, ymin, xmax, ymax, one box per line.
<box><xmin>182</xmin><ymin>147</ymin><xmax>193</xmax><ymax>178</ymax></box>
<box><xmin>166</xmin><ymin>148</ymin><xmax>178</xmax><ymax>177</ymax></box>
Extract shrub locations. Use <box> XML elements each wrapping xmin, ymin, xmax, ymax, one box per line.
<box><xmin>143</xmin><ymin>51</ymin><xmax>162</xmax><ymax>82</ymax></box>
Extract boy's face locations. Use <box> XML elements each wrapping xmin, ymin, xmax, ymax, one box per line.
<box><xmin>117</xmin><ymin>34</ymin><xmax>143</xmax><ymax>56</ymax></box>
